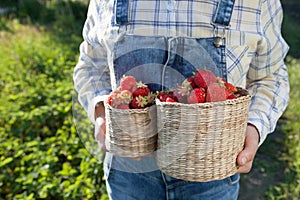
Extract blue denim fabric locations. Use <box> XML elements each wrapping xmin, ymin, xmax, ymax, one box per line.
<box><xmin>113</xmin><ymin>35</ymin><xmax>227</xmax><ymax>92</ymax></box>
<box><xmin>212</xmin><ymin>0</ymin><xmax>235</xmax><ymax>26</ymax></box>
<box><xmin>113</xmin><ymin>35</ymin><xmax>168</xmax><ymax>92</ymax></box>
<box><xmin>106</xmin><ymin>167</ymin><xmax>239</xmax><ymax>200</ymax></box>
<box><xmin>115</xmin><ymin>0</ymin><xmax>129</xmax><ymax>25</ymax></box>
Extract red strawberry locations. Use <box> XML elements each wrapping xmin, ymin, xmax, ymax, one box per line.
<box><xmin>145</xmin><ymin>92</ymin><xmax>156</xmax><ymax>106</ymax></box>
<box><xmin>225</xmin><ymin>88</ymin><xmax>234</xmax><ymax>98</ymax></box>
<box><xmin>174</xmin><ymin>78</ymin><xmax>193</xmax><ymax>103</ymax></box>
<box><xmin>194</xmin><ymin>69</ymin><xmax>217</xmax><ymax>89</ymax></box>
<box><xmin>166</xmin><ymin>97</ymin><xmax>176</xmax><ymax>102</ymax></box>
<box><xmin>187</xmin><ymin>88</ymin><xmax>206</xmax><ymax>104</ymax></box>
<box><xmin>107</xmin><ymin>90</ymin><xmax>122</xmax><ymax>107</ymax></box>
<box><xmin>120</xmin><ymin>75</ymin><xmax>137</xmax><ymax>91</ymax></box>
<box><xmin>220</xmin><ymin>81</ymin><xmax>237</xmax><ymax>99</ymax></box>
<box><xmin>130</xmin><ymin>96</ymin><xmax>148</xmax><ymax>109</ymax></box>
<box><xmin>117</xmin><ymin>104</ymin><xmax>130</xmax><ymax>109</ymax></box>
<box><xmin>227</xmin><ymin>94</ymin><xmax>237</xmax><ymax>100</ymax></box>
<box><xmin>132</xmin><ymin>82</ymin><xmax>150</xmax><ymax>97</ymax></box>
<box><xmin>225</xmin><ymin>82</ymin><xmax>237</xmax><ymax>93</ymax></box>
<box><xmin>107</xmin><ymin>95</ymin><xmax>113</xmax><ymax>106</ymax></box>
<box><xmin>130</xmin><ymin>85</ymin><xmax>138</xmax><ymax>93</ymax></box>
<box><xmin>186</xmin><ymin>77</ymin><xmax>196</xmax><ymax>88</ymax></box>
<box><xmin>157</xmin><ymin>91</ymin><xmax>176</xmax><ymax>102</ymax></box>
<box><xmin>119</xmin><ymin>90</ymin><xmax>133</xmax><ymax>105</ymax></box>
<box><xmin>206</xmin><ymin>82</ymin><xmax>227</xmax><ymax>102</ymax></box>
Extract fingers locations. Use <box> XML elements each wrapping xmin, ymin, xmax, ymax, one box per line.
<box><xmin>95</xmin><ymin>117</ymin><xmax>107</xmax><ymax>151</ymax></box>
<box><xmin>236</xmin><ymin>124</ymin><xmax>259</xmax><ymax>174</ymax></box>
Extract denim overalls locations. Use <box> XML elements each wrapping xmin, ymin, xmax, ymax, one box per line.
<box><xmin>105</xmin><ymin>0</ymin><xmax>240</xmax><ymax>199</ymax></box>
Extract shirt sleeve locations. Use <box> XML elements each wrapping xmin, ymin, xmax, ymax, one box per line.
<box><xmin>246</xmin><ymin>0</ymin><xmax>289</xmax><ymax>145</ymax></box>
<box><xmin>73</xmin><ymin>0</ymin><xmax>112</xmax><ymax>123</ymax></box>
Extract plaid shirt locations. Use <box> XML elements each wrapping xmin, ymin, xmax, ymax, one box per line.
<box><xmin>74</xmin><ymin>0</ymin><xmax>289</xmax><ymax>145</ymax></box>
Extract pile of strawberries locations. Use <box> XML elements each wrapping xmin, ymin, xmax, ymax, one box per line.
<box><xmin>157</xmin><ymin>69</ymin><xmax>238</xmax><ymax>103</ymax></box>
<box><xmin>107</xmin><ymin>70</ymin><xmax>240</xmax><ymax>109</ymax></box>
<box><xmin>107</xmin><ymin>75</ymin><xmax>155</xmax><ymax>109</ymax></box>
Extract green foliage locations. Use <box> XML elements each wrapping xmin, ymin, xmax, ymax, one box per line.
<box><xmin>282</xmin><ymin>1</ymin><xmax>300</xmax><ymax>58</ymax></box>
<box><xmin>0</xmin><ymin>5</ymin><xmax>106</xmax><ymax>199</ymax></box>
<box><xmin>264</xmin><ymin>57</ymin><xmax>300</xmax><ymax>199</ymax></box>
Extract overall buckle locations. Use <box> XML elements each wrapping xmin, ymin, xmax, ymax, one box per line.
<box><xmin>211</xmin><ymin>22</ymin><xmax>230</xmax><ymax>47</ymax></box>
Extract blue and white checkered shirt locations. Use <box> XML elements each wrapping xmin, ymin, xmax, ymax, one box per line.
<box><xmin>74</xmin><ymin>0</ymin><xmax>289</xmax><ymax>145</ymax></box>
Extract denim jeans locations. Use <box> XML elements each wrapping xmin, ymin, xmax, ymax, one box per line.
<box><xmin>105</xmin><ymin>167</ymin><xmax>240</xmax><ymax>200</ymax></box>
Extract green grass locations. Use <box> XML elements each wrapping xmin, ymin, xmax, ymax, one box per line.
<box><xmin>0</xmin><ymin>2</ymin><xmax>107</xmax><ymax>199</ymax></box>
<box><xmin>282</xmin><ymin>3</ymin><xmax>300</xmax><ymax>59</ymax></box>
<box><xmin>264</xmin><ymin>57</ymin><xmax>300</xmax><ymax>199</ymax></box>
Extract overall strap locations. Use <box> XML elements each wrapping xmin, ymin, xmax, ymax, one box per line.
<box><xmin>115</xmin><ymin>0</ymin><xmax>129</xmax><ymax>25</ymax></box>
<box><xmin>212</xmin><ymin>0</ymin><xmax>235</xmax><ymax>27</ymax></box>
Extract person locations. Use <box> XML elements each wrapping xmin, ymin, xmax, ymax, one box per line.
<box><xmin>73</xmin><ymin>0</ymin><xmax>289</xmax><ymax>199</ymax></box>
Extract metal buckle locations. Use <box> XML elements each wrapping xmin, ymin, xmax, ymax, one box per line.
<box><xmin>211</xmin><ymin>22</ymin><xmax>230</xmax><ymax>47</ymax></box>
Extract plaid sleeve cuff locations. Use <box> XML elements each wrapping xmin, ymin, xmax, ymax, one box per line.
<box><xmin>247</xmin><ymin>110</ymin><xmax>270</xmax><ymax>146</ymax></box>
<box><xmin>87</xmin><ymin>90</ymin><xmax>111</xmax><ymax>124</ymax></box>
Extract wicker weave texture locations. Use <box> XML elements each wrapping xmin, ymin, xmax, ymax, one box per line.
<box><xmin>156</xmin><ymin>95</ymin><xmax>251</xmax><ymax>182</ymax></box>
<box><xmin>105</xmin><ymin>103</ymin><xmax>157</xmax><ymax>157</ymax></box>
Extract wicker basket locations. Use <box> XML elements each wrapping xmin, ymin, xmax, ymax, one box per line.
<box><xmin>156</xmin><ymin>91</ymin><xmax>251</xmax><ymax>182</ymax></box>
<box><xmin>104</xmin><ymin>102</ymin><xmax>157</xmax><ymax>157</ymax></box>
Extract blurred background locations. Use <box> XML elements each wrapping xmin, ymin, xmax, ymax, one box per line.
<box><xmin>0</xmin><ymin>0</ymin><xmax>299</xmax><ymax>199</ymax></box>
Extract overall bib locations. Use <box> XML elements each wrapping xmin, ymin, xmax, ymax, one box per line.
<box><xmin>112</xmin><ymin>0</ymin><xmax>232</xmax><ymax>91</ymax></box>
<box><xmin>105</xmin><ymin>0</ymin><xmax>240</xmax><ymax>199</ymax></box>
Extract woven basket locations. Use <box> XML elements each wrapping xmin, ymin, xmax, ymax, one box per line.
<box><xmin>104</xmin><ymin>102</ymin><xmax>157</xmax><ymax>157</ymax></box>
<box><xmin>156</xmin><ymin>90</ymin><xmax>251</xmax><ymax>182</ymax></box>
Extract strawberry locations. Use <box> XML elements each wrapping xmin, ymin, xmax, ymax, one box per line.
<box><xmin>166</xmin><ymin>97</ymin><xmax>176</xmax><ymax>102</ymax></box>
<box><xmin>187</xmin><ymin>88</ymin><xmax>205</xmax><ymax>104</ymax></box>
<box><xmin>194</xmin><ymin>69</ymin><xmax>217</xmax><ymax>89</ymax></box>
<box><xmin>107</xmin><ymin>95</ymin><xmax>113</xmax><ymax>106</ymax></box>
<box><xmin>145</xmin><ymin>92</ymin><xmax>156</xmax><ymax>106</ymax></box>
<box><xmin>117</xmin><ymin>104</ymin><xmax>130</xmax><ymax>109</ymax></box>
<box><xmin>130</xmin><ymin>96</ymin><xmax>148</xmax><ymax>109</ymax></box>
<box><xmin>132</xmin><ymin>81</ymin><xmax>150</xmax><ymax>97</ymax></box>
<box><xmin>206</xmin><ymin>82</ymin><xmax>227</xmax><ymax>102</ymax></box>
<box><xmin>186</xmin><ymin>77</ymin><xmax>196</xmax><ymax>88</ymax></box>
<box><xmin>225</xmin><ymin>88</ymin><xmax>234</xmax><ymax>98</ymax></box>
<box><xmin>130</xmin><ymin>85</ymin><xmax>138</xmax><ymax>93</ymax></box>
<box><xmin>224</xmin><ymin>82</ymin><xmax>237</xmax><ymax>93</ymax></box>
<box><xmin>174</xmin><ymin>79</ymin><xmax>193</xmax><ymax>103</ymax></box>
<box><xmin>107</xmin><ymin>90</ymin><xmax>122</xmax><ymax>107</ymax></box>
<box><xmin>120</xmin><ymin>75</ymin><xmax>137</xmax><ymax>91</ymax></box>
<box><xmin>157</xmin><ymin>91</ymin><xmax>176</xmax><ymax>102</ymax></box>
<box><xmin>227</xmin><ymin>94</ymin><xmax>237</xmax><ymax>100</ymax></box>
<box><xmin>219</xmin><ymin>81</ymin><xmax>237</xmax><ymax>99</ymax></box>
<box><xmin>119</xmin><ymin>90</ymin><xmax>133</xmax><ymax>105</ymax></box>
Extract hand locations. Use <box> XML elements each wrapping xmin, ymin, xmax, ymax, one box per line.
<box><xmin>95</xmin><ymin>117</ymin><xmax>107</xmax><ymax>151</ymax></box>
<box><xmin>236</xmin><ymin>124</ymin><xmax>259</xmax><ymax>173</ymax></box>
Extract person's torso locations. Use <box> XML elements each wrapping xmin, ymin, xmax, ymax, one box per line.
<box><xmin>99</xmin><ymin>0</ymin><xmax>263</xmax><ymax>173</ymax></box>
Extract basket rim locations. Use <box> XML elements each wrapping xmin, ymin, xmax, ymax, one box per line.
<box><xmin>104</xmin><ymin>101</ymin><xmax>156</xmax><ymax>113</ymax></box>
<box><xmin>155</xmin><ymin>94</ymin><xmax>251</xmax><ymax>107</ymax></box>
